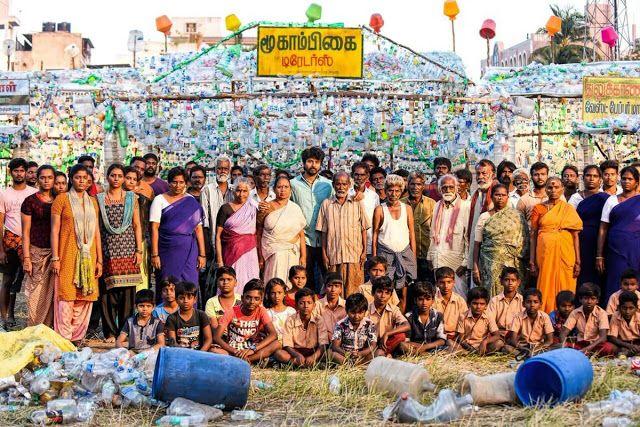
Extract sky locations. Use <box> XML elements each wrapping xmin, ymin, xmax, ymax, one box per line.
<box><xmin>11</xmin><ymin>0</ymin><xmax>640</xmax><ymax>80</ymax></box>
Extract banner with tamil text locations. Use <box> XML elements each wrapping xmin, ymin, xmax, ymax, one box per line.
<box><xmin>257</xmin><ymin>26</ymin><xmax>363</xmax><ymax>78</ymax></box>
<box><xmin>583</xmin><ymin>76</ymin><xmax>640</xmax><ymax>121</ymax></box>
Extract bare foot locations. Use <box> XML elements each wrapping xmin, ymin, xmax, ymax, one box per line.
<box><xmin>104</xmin><ymin>336</ymin><xmax>116</xmax><ymax>344</ymax></box>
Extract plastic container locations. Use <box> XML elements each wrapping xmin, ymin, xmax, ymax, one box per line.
<box><xmin>460</xmin><ymin>372</ymin><xmax>516</xmax><ymax>405</ymax></box>
<box><xmin>167</xmin><ymin>397</ymin><xmax>223</xmax><ymax>422</ymax></box>
<box><xmin>383</xmin><ymin>390</ymin><xmax>474</xmax><ymax>423</ymax></box>
<box><xmin>515</xmin><ymin>348</ymin><xmax>593</xmax><ymax>406</ymax></box>
<box><xmin>152</xmin><ymin>348</ymin><xmax>250</xmax><ymax>409</ymax></box>
<box><xmin>365</xmin><ymin>357</ymin><xmax>435</xmax><ymax>398</ymax></box>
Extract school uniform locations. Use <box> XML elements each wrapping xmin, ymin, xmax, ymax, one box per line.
<box><xmin>606</xmin><ymin>290</ymin><xmax>640</xmax><ymax>315</ymax></box>
<box><xmin>609</xmin><ymin>311</ymin><xmax>640</xmax><ymax>350</ymax></box>
<box><xmin>563</xmin><ymin>305</ymin><xmax>615</xmax><ymax>356</ymax></box>
<box><xmin>282</xmin><ymin>313</ymin><xmax>324</xmax><ymax>356</ymax></box>
<box><xmin>456</xmin><ymin>309</ymin><xmax>499</xmax><ymax>350</ymax></box>
<box><xmin>508</xmin><ymin>310</ymin><xmax>554</xmax><ymax>346</ymax></box>
<box><xmin>487</xmin><ymin>292</ymin><xmax>523</xmax><ymax>335</ymax></box>
<box><xmin>368</xmin><ymin>302</ymin><xmax>408</xmax><ymax>354</ymax></box>
<box><xmin>434</xmin><ymin>290</ymin><xmax>468</xmax><ymax>339</ymax></box>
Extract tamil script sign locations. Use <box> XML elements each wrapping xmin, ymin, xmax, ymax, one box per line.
<box><xmin>257</xmin><ymin>26</ymin><xmax>363</xmax><ymax>78</ymax></box>
<box><xmin>583</xmin><ymin>76</ymin><xmax>640</xmax><ymax>121</ymax></box>
<box><xmin>0</xmin><ymin>78</ymin><xmax>29</xmax><ymax>115</ymax></box>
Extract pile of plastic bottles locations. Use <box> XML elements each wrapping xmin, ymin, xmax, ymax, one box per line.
<box><xmin>583</xmin><ymin>390</ymin><xmax>640</xmax><ymax>427</ymax></box>
<box><xmin>0</xmin><ymin>345</ymin><xmax>161</xmax><ymax>425</ymax></box>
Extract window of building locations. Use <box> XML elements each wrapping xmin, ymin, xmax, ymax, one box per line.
<box><xmin>186</xmin><ymin>23</ymin><xmax>197</xmax><ymax>33</ymax></box>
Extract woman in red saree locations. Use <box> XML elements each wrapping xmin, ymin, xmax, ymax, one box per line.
<box><xmin>530</xmin><ymin>177</ymin><xmax>583</xmax><ymax>313</ymax></box>
<box><xmin>216</xmin><ymin>178</ymin><xmax>260</xmax><ymax>294</ymax></box>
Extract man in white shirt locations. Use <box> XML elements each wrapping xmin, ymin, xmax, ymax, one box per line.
<box><xmin>509</xmin><ymin>168</ymin><xmax>530</xmax><ymax>209</ymax></box>
<box><xmin>467</xmin><ymin>160</ymin><xmax>495</xmax><ymax>286</ymax></box>
<box><xmin>201</xmin><ymin>156</ymin><xmax>233</xmax><ymax>261</ymax></box>
<box><xmin>348</xmin><ymin>162</ymin><xmax>379</xmax><ymax>260</ymax></box>
<box><xmin>427</xmin><ymin>174</ymin><xmax>470</xmax><ymax>296</ymax></box>
<box><xmin>249</xmin><ymin>164</ymin><xmax>276</xmax><ymax>204</ymax></box>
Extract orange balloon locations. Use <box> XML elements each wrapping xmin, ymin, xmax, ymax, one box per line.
<box><xmin>546</xmin><ymin>16</ymin><xmax>562</xmax><ymax>36</ymax></box>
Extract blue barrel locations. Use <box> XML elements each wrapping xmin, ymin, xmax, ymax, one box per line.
<box><xmin>152</xmin><ymin>347</ymin><xmax>251</xmax><ymax>408</ymax></box>
<box><xmin>515</xmin><ymin>348</ymin><xmax>593</xmax><ymax>406</ymax></box>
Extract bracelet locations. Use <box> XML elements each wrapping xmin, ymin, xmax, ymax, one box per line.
<box><xmin>596</xmin><ymin>256</ymin><xmax>604</xmax><ymax>259</ymax></box>
<box><xmin>135</xmin><ymin>249</ymin><xmax>143</xmax><ymax>254</ymax></box>
<box><xmin>51</xmin><ymin>257</ymin><xmax>60</xmax><ymax>262</ymax></box>
<box><xmin>151</xmin><ymin>255</ymin><xmax>159</xmax><ymax>258</ymax></box>
<box><xmin>198</xmin><ymin>255</ymin><xmax>206</xmax><ymax>258</ymax></box>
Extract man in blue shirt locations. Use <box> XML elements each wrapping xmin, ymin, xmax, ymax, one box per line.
<box><xmin>290</xmin><ymin>147</ymin><xmax>334</xmax><ymax>295</ymax></box>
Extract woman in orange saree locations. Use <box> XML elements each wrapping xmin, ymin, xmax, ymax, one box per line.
<box><xmin>530</xmin><ymin>177</ymin><xmax>583</xmax><ymax>313</ymax></box>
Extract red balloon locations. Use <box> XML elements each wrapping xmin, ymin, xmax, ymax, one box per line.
<box><xmin>370</xmin><ymin>13</ymin><xmax>384</xmax><ymax>33</ymax></box>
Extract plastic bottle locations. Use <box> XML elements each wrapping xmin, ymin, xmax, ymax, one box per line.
<box><xmin>251</xmin><ymin>380</ymin><xmax>274</xmax><ymax>390</ymax></box>
<box><xmin>155</xmin><ymin>414</ymin><xmax>207</xmax><ymax>426</ymax></box>
<box><xmin>328</xmin><ymin>375</ymin><xmax>341</xmax><ymax>395</ymax></box>
<box><xmin>113</xmin><ymin>369</ymin><xmax>140</xmax><ymax>384</ymax></box>
<box><xmin>30</xmin><ymin>408</ymin><xmax>79</xmax><ymax>425</ymax></box>
<box><xmin>384</xmin><ymin>390</ymin><xmax>474</xmax><ymax>423</ymax></box>
<box><xmin>167</xmin><ymin>397</ymin><xmax>223</xmax><ymax>422</ymax></box>
<box><xmin>583</xmin><ymin>399</ymin><xmax>634</xmax><ymax>417</ymax></box>
<box><xmin>230</xmin><ymin>410</ymin><xmax>262</xmax><ymax>421</ymax></box>
<box><xmin>602</xmin><ymin>417</ymin><xmax>633</xmax><ymax>427</ymax></box>
<box><xmin>101</xmin><ymin>381</ymin><xmax>117</xmax><ymax>403</ymax></box>
<box><xmin>29</xmin><ymin>376</ymin><xmax>50</xmax><ymax>395</ymax></box>
<box><xmin>0</xmin><ymin>405</ymin><xmax>18</xmax><ymax>412</ymax></box>
<box><xmin>46</xmin><ymin>399</ymin><xmax>76</xmax><ymax>412</ymax></box>
<box><xmin>121</xmin><ymin>385</ymin><xmax>145</xmax><ymax>406</ymax></box>
<box><xmin>365</xmin><ymin>357</ymin><xmax>435</xmax><ymax>398</ymax></box>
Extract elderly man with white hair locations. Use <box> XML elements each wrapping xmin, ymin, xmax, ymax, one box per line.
<box><xmin>372</xmin><ymin>174</ymin><xmax>417</xmax><ymax>311</ymax></box>
<box><xmin>201</xmin><ymin>156</ymin><xmax>234</xmax><ymax>268</ymax></box>
<box><xmin>510</xmin><ymin>168</ymin><xmax>530</xmax><ymax>209</ymax></box>
<box><xmin>427</xmin><ymin>174</ymin><xmax>471</xmax><ymax>296</ymax></box>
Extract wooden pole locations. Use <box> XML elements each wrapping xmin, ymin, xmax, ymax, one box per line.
<box><xmin>486</xmin><ymin>39</ymin><xmax>490</xmax><ymax>65</ymax></box>
<box><xmin>537</xmin><ymin>95</ymin><xmax>543</xmax><ymax>159</ymax></box>
<box><xmin>451</xmin><ymin>20</ymin><xmax>456</xmax><ymax>53</ymax></box>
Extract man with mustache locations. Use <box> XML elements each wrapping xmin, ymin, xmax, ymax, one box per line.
<box><xmin>467</xmin><ymin>159</ymin><xmax>496</xmax><ymax>287</ymax></box>
<box><xmin>201</xmin><ymin>156</ymin><xmax>234</xmax><ymax>263</ymax></box>
<box><xmin>497</xmin><ymin>160</ymin><xmax>517</xmax><ymax>197</ymax></box>
<box><xmin>509</xmin><ymin>168</ymin><xmax>530</xmax><ymax>208</ymax></box>
<box><xmin>427</xmin><ymin>174</ymin><xmax>470</xmax><ymax>296</ymax></box>
<box><xmin>424</xmin><ymin>157</ymin><xmax>451</xmax><ymax>202</ymax></box>
<box><xmin>317</xmin><ymin>172</ymin><xmax>369</xmax><ymax>297</ymax></box>
<box><xmin>0</xmin><ymin>158</ymin><xmax>37</xmax><ymax>329</ymax></box>
<box><xmin>562</xmin><ymin>164</ymin><xmax>580</xmax><ymax>200</ymax></box>
<box><xmin>290</xmin><ymin>147</ymin><xmax>334</xmax><ymax>294</ymax></box>
<box><xmin>517</xmin><ymin>162</ymin><xmax>550</xmax><ymax>224</ymax></box>
<box><xmin>402</xmin><ymin>172</ymin><xmax>436</xmax><ymax>282</ymax></box>
<box><xmin>142</xmin><ymin>153</ymin><xmax>169</xmax><ymax>196</ymax></box>
<box><xmin>349</xmin><ymin>162</ymin><xmax>379</xmax><ymax>262</ymax></box>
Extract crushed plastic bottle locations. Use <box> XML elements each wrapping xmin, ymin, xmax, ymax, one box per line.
<box><xmin>251</xmin><ymin>380</ymin><xmax>274</xmax><ymax>390</ymax></box>
<box><xmin>29</xmin><ymin>376</ymin><xmax>50</xmax><ymax>395</ymax></box>
<box><xmin>328</xmin><ymin>375</ymin><xmax>341</xmax><ymax>395</ymax></box>
<box><xmin>0</xmin><ymin>405</ymin><xmax>18</xmax><ymax>412</ymax></box>
<box><xmin>46</xmin><ymin>399</ymin><xmax>76</xmax><ymax>412</ymax></box>
<box><xmin>121</xmin><ymin>385</ymin><xmax>145</xmax><ymax>407</ymax></box>
<box><xmin>230</xmin><ymin>410</ymin><xmax>262</xmax><ymax>421</ymax></box>
<box><xmin>155</xmin><ymin>414</ymin><xmax>207</xmax><ymax>426</ymax></box>
<box><xmin>31</xmin><ymin>408</ymin><xmax>79</xmax><ymax>425</ymax></box>
<box><xmin>383</xmin><ymin>390</ymin><xmax>474</xmax><ymax>423</ymax></box>
<box><xmin>167</xmin><ymin>397</ymin><xmax>223</xmax><ymax>422</ymax></box>
<box><xmin>602</xmin><ymin>417</ymin><xmax>633</xmax><ymax>427</ymax></box>
<box><xmin>584</xmin><ymin>390</ymin><xmax>640</xmax><ymax>418</ymax></box>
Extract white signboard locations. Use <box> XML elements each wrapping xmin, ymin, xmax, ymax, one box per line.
<box><xmin>0</xmin><ymin>78</ymin><xmax>29</xmax><ymax>115</ymax></box>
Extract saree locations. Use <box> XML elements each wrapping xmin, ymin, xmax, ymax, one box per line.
<box><xmin>23</xmin><ymin>246</ymin><xmax>54</xmax><ymax>327</ymax></box>
<box><xmin>261</xmin><ymin>201</ymin><xmax>306</xmax><ymax>284</ymax></box>
<box><xmin>221</xmin><ymin>200</ymin><xmax>259</xmax><ymax>293</ymax></box>
<box><xmin>534</xmin><ymin>201</ymin><xmax>583</xmax><ymax>313</ymax></box>
<box><xmin>605</xmin><ymin>195</ymin><xmax>640</xmax><ymax>300</ymax></box>
<box><xmin>576</xmin><ymin>192</ymin><xmax>609</xmax><ymax>288</ymax></box>
<box><xmin>158</xmin><ymin>195</ymin><xmax>203</xmax><ymax>286</ymax></box>
<box><xmin>479</xmin><ymin>207</ymin><xmax>529</xmax><ymax>297</ymax></box>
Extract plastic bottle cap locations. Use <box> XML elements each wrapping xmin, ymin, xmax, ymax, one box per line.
<box><xmin>400</xmin><ymin>392</ymin><xmax>409</xmax><ymax>400</ymax></box>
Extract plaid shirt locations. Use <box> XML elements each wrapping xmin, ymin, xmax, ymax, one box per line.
<box><xmin>332</xmin><ymin>317</ymin><xmax>377</xmax><ymax>352</ymax></box>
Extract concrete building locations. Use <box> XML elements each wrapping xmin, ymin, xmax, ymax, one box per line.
<box><xmin>0</xmin><ymin>0</ymin><xmax>20</xmax><ymax>71</ymax></box>
<box><xmin>14</xmin><ymin>23</ymin><xmax>93</xmax><ymax>71</ymax></box>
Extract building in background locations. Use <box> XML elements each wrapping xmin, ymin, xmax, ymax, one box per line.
<box><xmin>13</xmin><ymin>22</ymin><xmax>93</xmax><ymax>71</ymax></box>
<box><xmin>0</xmin><ymin>0</ymin><xmax>20</xmax><ymax>71</ymax></box>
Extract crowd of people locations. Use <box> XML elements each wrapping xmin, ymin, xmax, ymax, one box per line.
<box><xmin>1</xmin><ymin>147</ymin><xmax>640</xmax><ymax>365</ymax></box>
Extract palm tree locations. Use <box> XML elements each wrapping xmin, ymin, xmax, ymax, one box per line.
<box><xmin>531</xmin><ymin>4</ymin><xmax>597</xmax><ymax>64</ymax></box>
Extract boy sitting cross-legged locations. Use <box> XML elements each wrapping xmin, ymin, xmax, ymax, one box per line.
<box><xmin>451</xmin><ymin>287</ymin><xmax>504</xmax><ymax>355</ymax></box>
<box><xmin>398</xmin><ymin>281</ymin><xmax>447</xmax><ymax>355</ymax></box>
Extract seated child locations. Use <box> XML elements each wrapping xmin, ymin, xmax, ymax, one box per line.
<box><xmin>314</xmin><ymin>272</ymin><xmax>347</xmax><ymax>345</ymax></box>
<box><xmin>213</xmin><ymin>279</ymin><xmax>280</xmax><ymax>364</ymax></box>
<box><xmin>264</xmin><ymin>278</ymin><xmax>296</xmax><ymax>344</ymax></box>
<box><xmin>275</xmin><ymin>288</ymin><xmax>326</xmax><ymax>367</ymax></box>
<box><xmin>152</xmin><ymin>277</ymin><xmax>179</xmax><ymax>323</ymax></box>
<box><xmin>549</xmin><ymin>290</ymin><xmax>576</xmax><ymax>342</ymax></box>
<box><xmin>368</xmin><ymin>277</ymin><xmax>410</xmax><ymax>357</ymax></box>
<box><xmin>487</xmin><ymin>267</ymin><xmax>523</xmax><ymax>337</ymax></box>
<box><xmin>358</xmin><ymin>256</ymin><xmax>400</xmax><ymax>306</ymax></box>
<box><xmin>560</xmin><ymin>283</ymin><xmax>615</xmax><ymax>356</ymax></box>
<box><xmin>285</xmin><ymin>265</ymin><xmax>307</xmax><ymax>308</ymax></box>
<box><xmin>607</xmin><ymin>291</ymin><xmax>640</xmax><ymax>356</ymax></box>
<box><xmin>433</xmin><ymin>267</ymin><xmax>468</xmax><ymax>346</ymax></box>
<box><xmin>117</xmin><ymin>289</ymin><xmax>165</xmax><ymax>352</ymax></box>
<box><xmin>399</xmin><ymin>282</ymin><xmax>447</xmax><ymax>355</ymax></box>
<box><xmin>452</xmin><ymin>287</ymin><xmax>503</xmax><ymax>355</ymax></box>
<box><xmin>504</xmin><ymin>288</ymin><xmax>553</xmax><ymax>355</ymax></box>
<box><xmin>606</xmin><ymin>269</ymin><xmax>640</xmax><ymax>316</ymax></box>
<box><xmin>165</xmin><ymin>282</ymin><xmax>212</xmax><ymax>351</ymax></box>
<box><xmin>330</xmin><ymin>293</ymin><xmax>377</xmax><ymax>365</ymax></box>
<box><xmin>205</xmin><ymin>266</ymin><xmax>241</xmax><ymax>329</ymax></box>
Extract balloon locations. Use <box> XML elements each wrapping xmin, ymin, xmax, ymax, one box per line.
<box><xmin>369</xmin><ymin>14</ymin><xmax>384</xmax><ymax>33</ymax></box>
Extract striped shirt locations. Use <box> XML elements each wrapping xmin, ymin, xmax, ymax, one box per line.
<box><xmin>316</xmin><ymin>196</ymin><xmax>370</xmax><ymax>265</ymax></box>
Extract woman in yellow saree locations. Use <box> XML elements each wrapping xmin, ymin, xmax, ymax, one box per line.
<box><xmin>530</xmin><ymin>177</ymin><xmax>583</xmax><ymax>313</ymax></box>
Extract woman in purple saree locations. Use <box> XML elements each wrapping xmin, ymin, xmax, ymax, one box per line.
<box><xmin>215</xmin><ymin>178</ymin><xmax>259</xmax><ymax>294</ymax></box>
<box><xmin>596</xmin><ymin>166</ymin><xmax>640</xmax><ymax>300</ymax></box>
<box><xmin>150</xmin><ymin>167</ymin><xmax>206</xmax><ymax>290</ymax></box>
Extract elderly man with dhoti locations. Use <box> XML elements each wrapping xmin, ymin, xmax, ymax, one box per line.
<box><xmin>427</xmin><ymin>174</ymin><xmax>471</xmax><ymax>296</ymax></box>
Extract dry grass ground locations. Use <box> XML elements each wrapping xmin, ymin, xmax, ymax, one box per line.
<box><xmin>3</xmin><ymin>295</ymin><xmax>640</xmax><ymax>426</ymax></box>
